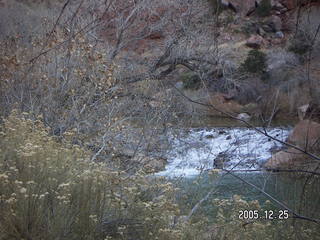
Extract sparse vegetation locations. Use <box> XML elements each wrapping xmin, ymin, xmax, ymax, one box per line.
<box><xmin>0</xmin><ymin>111</ymin><xmax>181</xmax><ymax>240</ymax></box>
<box><xmin>207</xmin><ymin>0</ymin><xmax>225</xmax><ymax>15</ymax></box>
<box><xmin>288</xmin><ymin>31</ymin><xmax>313</xmax><ymax>56</ymax></box>
<box><xmin>240</xmin><ymin>49</ymin><xmax>267</xmax><ymax>74</ymax></box>
<box><xmin>1</xmin><ymin>0</ymin><xmax>320</xmax><ymax>239</ymax></box>
<box><xmin>181</xmin><ymin>72</ymin><xmax>202</xmax><ymax>90</ymax></box>
<box><xmin>256</xmin><ymin>0</ymin><xmax>272</xmax><ymax>17</ymax></box>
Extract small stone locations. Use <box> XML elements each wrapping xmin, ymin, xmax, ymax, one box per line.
<box><xmin>275</xmin><ymin>31</ymin><xmax>284</xmax><ymax>38</ymax></box>
<box><xmin>205</xmin><ymin>134</ymin><xmax>215</xmax><ymax>139</ymax></box>
<box><xmin>174</xmin><ymin>81</ymin><xmax>183</xmax><ymax>89</ymax></box>
<box><xmin>221</xmin><ymin>0</ymin><xmax>229</xmax><ymax>6</ymax></box>
<box><xmin>287</xmin><ymin>120</ymin><xmax>320</xmax><ymax>150</ymax></box>
<box><xmin>219</xmin><ymin>130</ymin><xmax>226</xmax><ymax>135</ymax></box>
<box><xmin>258</xmin><ymin>27</ymin><xmax>267</xmax><ymax>37</ymax></box>
<box><xmin>213</xmin><ymin>152</ymin><xmax>231</xmax><ymax>169</ymax></box>
<box><xmin>226</xmin><ymin>135</ymin><xmax>232</xmax><ymax>140</ymax></box>
<box><xmin>237</xmin><ymin>113</ymin><xmax>251</xmax><ymax>121</ymax></box>
<box><xmin>246</xmin><ymin>35</ymin><xmax>264</xmax><ymax>49</ymax></box>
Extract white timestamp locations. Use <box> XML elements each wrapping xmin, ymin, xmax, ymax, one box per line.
<box><xmin>238</xmin><ymin>210</ymin><xmax>289</xmax><ymax>220</ymax></box>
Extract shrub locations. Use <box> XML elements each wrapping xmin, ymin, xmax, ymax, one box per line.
<box><xmin>240</xmin><ymin>21</ymin><xmax>260</xmax><ymax>36</ymax></box>
<box><xmin>207</xmin><ymin>0</ymin><xmax>225</xmax><ymax>15</ymax></box>
<box><xmin>256</xmin><ymin>0</ymin><xmax>272</xmax><ymax>17</ymax></box>
<box><xmin>241</xmin><ymin>49</ymin><xmax>267</xmax><ymax>74</ymax></box>
<box><xmin>0</xmin><ymin>111</ymin><xmax>180</xmax><ymax>240</ymax></box>
<box><xmin>181</xmin><ymin>72</ymin><xmax>201</xmax><ymax>90</ymax></box>
<box><xmin>288</xmin><ymin>31</ymin><xmax>313</xmax><ymax>56</ymax></box>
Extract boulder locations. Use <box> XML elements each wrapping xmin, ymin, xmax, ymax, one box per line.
<box><xmin>264</xmin><ymin>148</ymin><xmax>311</xmax><ymax>168</ymax></box>
<box><xmin>246</xmin><ymin>35</ymin><xmax>264</xmax><ymax>49</ymax></box>
<box><xmin>275</xmin><ymin>31</ymin><xmax>284</xmax><ymax>38</ymax></box>
<box><xmin>237</xmin><ymin>113</ymin><xmax>251</xmax><ymax>121</ymax></box>
<box><xmin>304</xmin><ymin>102</ymin><xmax>320</xmax><ymax>120</ymax></box>
<box><xmin>205</xmin><ymin>133</ymin><xmax>218</xmax><ymax>139</ymax></box>
<box><xmin>214</xmin><ymin>152</ymin><xmax>231</xmax><ymax>169</ymax></box>
<box><xmin>219</xmin><ymin>130</ymin><xmax>227</xmax><ymax>134</ymax></box>
<box><xmin>287</xmin><ymin>120</ymin><xmax>320</xmax><ymax>151</ymax></box>
<box><xmin>174</xmin><ymin>81</ymin><xmax>183</xmax><ymax>89</ymax></box>
<box><xmin>265</xmin><ymin>119</ymin><xmax>320</xmax><ymax>169</ymax></box>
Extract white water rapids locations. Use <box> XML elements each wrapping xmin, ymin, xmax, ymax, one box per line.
<box><xmin>157</xmin><ymin>127</ymin><xmax>291</xmax><ymax>177</ymax></box>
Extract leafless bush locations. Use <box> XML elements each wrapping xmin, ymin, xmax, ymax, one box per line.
<box><xmin>1</xmin><ymin>0</ymin><xmax>215</xmax><ymax>171</ymax></box>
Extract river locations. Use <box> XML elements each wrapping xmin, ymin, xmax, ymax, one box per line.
<box><xmin>157</xmin><ymin>127</ymin><xmax>290</xmax><ymax>177</ymax></box>
<box><xmin>154</xmin><ymin>126</ymin><xmax>320</xmax><ymax>238</ymax></box>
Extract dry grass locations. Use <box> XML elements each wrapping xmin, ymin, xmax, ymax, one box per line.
<box><xmin>0</xmin><ymin>111</ymin><xmax>181</xmax><ymax>240</ymax></box>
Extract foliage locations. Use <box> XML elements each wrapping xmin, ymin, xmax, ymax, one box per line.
<box><xmin>0</xmin><ymin>111</ymin><xmax>181</xmax><ymax>240</ymax></box>
<box><xmin>240</xmin><ymin>49</ymin><xmax>267</xmax><ymax>74</ymax></box>
<box><xmin>288</xmin><ymin>31</ymin><xmax>313</xmax><ymax>56</ymax></box>
<box><xmin>256</xmin><ymin>0</ymin><xmax>272</xmax><ymax>17</ymax></box>
<box><xmin>0</xmin><ymin>23</ymin><xmax>121</xmax><ymax>136</ymax></box>
<box><xmin>181</xmin><ymin>72</ymin><xmax>202</xmax><ymax>90</ymax></box>
<box><xmin>240</xmin><ymin>21</ymin><xmax>259</xmax><ymax>36</ymax></box>
<box><xmin>207</xmin><ymin>0</ymin><xmax>225</xmax><ymax>15</ymax></box>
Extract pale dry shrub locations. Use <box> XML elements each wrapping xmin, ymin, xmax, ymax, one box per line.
<box><xmin>0</xmin><ymin>111</ymin><xmax>181</xmax><ymax>240</ymax></box>
<box><xmin>289</xmin><ymin>5</ymin><xmax>320</xmax><ymax>57</ymax></box>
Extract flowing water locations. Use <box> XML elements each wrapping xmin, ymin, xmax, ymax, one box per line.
<box><xmin>155</xmin><ymin>126</ymin><xmax>320</xmax><ymax>236</ymax></box>
<box><xmin>157</xmin><ymin>127</ymin><xmax>291</xmax><ymax>177</ymax></box>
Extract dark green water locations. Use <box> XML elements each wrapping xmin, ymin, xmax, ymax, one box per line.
<box><xmin>172</xmin><ymin>171</ymin><xmax>320</xmax><ymax>238</ymax></box>
<box><xmin>175</xmin><ymin>172</ymin><xmax>320</xmax><ymax>217</ymax></box>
